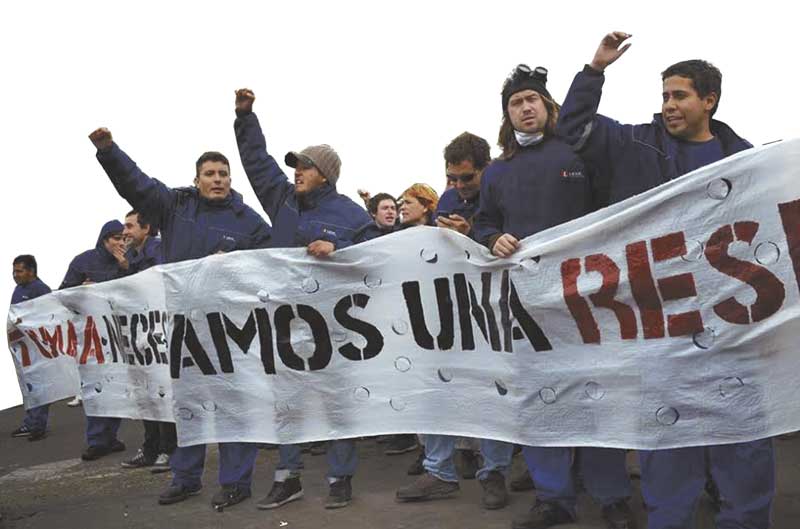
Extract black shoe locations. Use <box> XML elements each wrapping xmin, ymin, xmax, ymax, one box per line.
<box><xmin>385</xmin><ymin>434</ymin><xmax>419</xmax><ymax>455</ymax></box>
<box><xmin>211</xmin><ymin>484</ymin><xmax>250</xmax><ymax>509</ymax></box>
<box><xmin>81</xmin><ymin>444</ymin><xmax>112</xmax><ymax>461</ymax></box>
<box><xmin>111</xmin><ymin>439</ymin><xmax>126</xmax><ymax>453</ymax></box>
<box><xmin>479</xmin><ymin>471</ymin><xmax>508</xmax><ymax>510</ymax></box>
<box><xmin>456</xmin><ymin>449</ymin><xmax>480</xmax><ymax>480</ymax></box>
<box><xmin>511</xmin><ymin>500</ymin><xmax>574</xmax><ymax>529</ymax></box>
<box><xmin>325</xmin><ymin>477</ymin><xmax>352</xmax><ymax>509</ymax></box>
<box><xmin>28</xmin><ymin>430</ymin><xmax>47</xmax><ymax>442</ymax></box>
<box><xmin>257</xmin><ymin>477</ymin><xmax>304</xmax><ymax>509</ymax></box>
<box><xmin>602</xmin><ymin>500</ymin><xmax>637</xmax><ymax>529</ymax></box>
<box><xmin>11</xmin><ymin>425</ymin><xmax>32</xmax><ymax>438</ymax></box>
<box><xmin>407</xmin><ymin>449</ymin><xmax>425</xmax><ymax>475</ymax></box>
<box><xmin>158</xmin><ymin>484</ymin><xmax>202</xmax><ymax>505</ymax></box>
<box><xmin>121</xmin><ymin>449</ymin><xmax>155</xmax><ymax>468</ymax></box>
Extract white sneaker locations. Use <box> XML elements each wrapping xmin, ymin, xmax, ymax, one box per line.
<box><xmin>67</xmin><ymin>396</ymin><xmax>82</xmax><ymax>407</ymax></box>
<box><xmin>151</xmin><ymin>453</ymin><xmax>171</xmax><ymax>474</ymax></box>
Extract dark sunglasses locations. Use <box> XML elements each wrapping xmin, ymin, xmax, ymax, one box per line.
<box><xmin>446</xmin><ymin>172</ymin><xmax>477</xmax><ymax>184</ymax></box>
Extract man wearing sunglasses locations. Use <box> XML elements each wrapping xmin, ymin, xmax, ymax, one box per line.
<box><xmin>435</xmin><ymin>132</ymin><xmax>491</xmax><ymax>237</ymax></box>
<box><xmin>233</xmin><ymin>88</ymin><xmax>371</xmax><ymax>510</ymax></box>
<box><xmin>396</xmin><ymin>131</ymin><xmax>515</xmax><ymax>509</ymax></box>
<box><xmin>472</xmin><ymin>65</ymin><xmax>635</xmax><ymax>529</ymax></box>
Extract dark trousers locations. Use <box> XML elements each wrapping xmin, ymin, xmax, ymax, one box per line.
<box><xmin>142</xmin><ymin>420</ymin><xmax>177</xmax><ymax>460</ymax></box>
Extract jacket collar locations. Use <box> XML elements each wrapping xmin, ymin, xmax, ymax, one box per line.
<box><xmin>297</xmin><ymin>183</ymin><xmax>336</xmax><ymax>211</ymax></box>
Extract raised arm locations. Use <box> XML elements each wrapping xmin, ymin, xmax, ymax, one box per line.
<box><xmin>556</xmin><ymin>32</ymin><xmax>633</xmax><ymax>175</ymax></box>
<box><xmin>89</xmin><ymin>128</ymin><xmax>175</xmax><ymax>229</ymax></box>
<box><xmin>233</xmin><ymin>89</ymin><xmax>293</xmax><ymax>221</ymax></box>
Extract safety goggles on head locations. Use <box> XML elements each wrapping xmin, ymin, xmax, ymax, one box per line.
<box><xmin>507</xmin><ymin>64</ymin><xmax>548</xmax><ymax>83</ymax></box>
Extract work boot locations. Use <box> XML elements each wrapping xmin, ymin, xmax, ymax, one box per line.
<box><xmin>257</xmin><ymin>477</ymin><xmax>304</xmax><ymax>509</ymax></box>
<box><xmin>121</xmin><ymin>449</ymin><xmax>155</xmax><ymax>468</ymax></box>
<box><xmin>110</xmin><ymin>439</ymin><xmax>126</xmax><ymax>453</ymax></box>
<box><xmin>511</xmin><ymin>500</ymin><xmax>574</xmax><ymax>529</ymax></box>
<box><xmin>602</xmin><ymin>500</ymin><xmax>637</xmax><ymax>529</ymax></box>
<box><xmin>81</xmin><ymin>444</ymin><xmax>112</xmax><ymax>461</ymax></box>
<box><xmin>510</xmin><ymin>467</ymin><xmax>535</xmax><ymax>492</ymax></box>
<box><xmin>325</xmin><ymin>476</ymin><xmax>353</xmax><ymax>509</ymax></box>
<box><xmin>456</xmin><ymin>449</ymin><xmax>480</xmax><ymax>479</ymax></box>
<box><xmin>158</xmin><ymin>484</ymin><xmax>202</xmax><ymax>505</ymax></box>
<box><xmin>211</xmin><ymin>484</ymin><xmax>250</xmax><ymax>509</ymax></box>
<box><xmin>479</xmin><ymin>470</ymin><xmax>508</xmax><ymax>510</ymax></box>
<box><xmin>396</xmin><ymin>472</ymin><xmax>459</xmax><ymax>501</ymax></box>
<box><xmin>407</xmin><ymin>448</ymin><xmax>425</xmax><ymax>475</ymax></box>
<box><xmin>385</xmin><ymin>434</ymin><xmax>419</xmax><ymax>455</ymax></box>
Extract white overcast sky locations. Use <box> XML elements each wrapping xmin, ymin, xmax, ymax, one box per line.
<box><xmin>1</xmin><ymin>0</ymin><xmax>796</xmax><ymax>410</ymax></box>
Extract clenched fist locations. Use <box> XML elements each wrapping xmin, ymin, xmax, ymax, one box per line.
<box><xmin>88</xmin><ymin>127</ymin><xmax>113</xmax><ymax>151</ymax></box>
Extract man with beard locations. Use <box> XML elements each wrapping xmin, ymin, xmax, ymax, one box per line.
<box><xmin>472</xmin><ymin>64</ymin><xmax>634</xmax><ymax>529</ymax></box>
<box><xmin>397</xmin><ymin>132</ymin><xmax>515</xmax><ymax>510</ymax></box>
<box><xmin>234</xmin><ymin>88</ymin><xmax>371</xmax><ymax>510</ymax></box>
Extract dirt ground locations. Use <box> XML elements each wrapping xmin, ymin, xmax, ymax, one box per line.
<box><xmin>1</xmin><ymin>401</ymin><xmax>798</xmax><ymax>528</ymax></box>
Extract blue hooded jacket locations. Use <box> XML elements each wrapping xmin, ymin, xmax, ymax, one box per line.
<box><xmin>436</xmin><ymin>187</ymin><xmax>480</xmax><ymax>222</ymax></box>
<box><xmin>96</xmin><ymin>144</ymin><xmax>272</xmax><ymax>263</ymax></box>
<box><xmin>234</xmin><ymin>112</ymin><xmax>372</xmax><ymax>249</ymax></box>
<box><xmin>472</xmin><ymin>137</ymin><xmax>599</xmax><ymax>250</ymax></box>
<box><xmin>125</xmin><ymin>236</ymin><xmax>163</xmax><ymax>274</ymax></box>
<box><xmin>435</xmin><ymin>187</ymin><xmax>481</xmax><ymax>239</ymax></box>
<box><xmin>11</xmin><ymin>277</ymin><xmax>52</xmax><ymax>304</ymax></box>
<box><xmin>60</xmin><ymin>220</ymin><xmax>125</xmax><ymax>289</ymax></box>
<box><xmin>556</xmin><ymin>65</ymin><xmax>752</xmax><ymax>204</ymax></box>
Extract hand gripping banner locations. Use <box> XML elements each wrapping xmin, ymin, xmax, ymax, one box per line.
<box><xmin>8</xmin><ymin>139</ymin><xmax>800</xmax><ymax>449</ymax></box>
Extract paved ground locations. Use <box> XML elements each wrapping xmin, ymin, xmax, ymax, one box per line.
<box><xmin>0</xmin><ymin>401</ymin><xmax>798</xmax><ymax>528</ymax></box>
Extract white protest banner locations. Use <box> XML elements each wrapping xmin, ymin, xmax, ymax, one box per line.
<box><xmin>8</xmin><ymin>139</ymin><xmax>800</xmax><ymax>449</ymax></box>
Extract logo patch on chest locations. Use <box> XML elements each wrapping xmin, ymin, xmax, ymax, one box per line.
<box><xmin>560</xmin><ymin>169</ymin><xmax>585</xmax><ymax>179</ymax></box>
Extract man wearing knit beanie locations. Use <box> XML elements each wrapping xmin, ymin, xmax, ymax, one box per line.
<box><xmin>233</xmin><ymin>88</ymin><xmax>371</xmax><ymax>509</ymax></box>
<box><xmin>472</xmin><ymin>65</ymin><xmax>635</xmax><ymax>529</ymax></box>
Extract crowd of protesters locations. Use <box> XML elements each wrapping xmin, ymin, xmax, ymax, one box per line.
<box><xmin>8</xmin><ymin>32</ymin><xmax>789</xmax><ymax>529</ymax></box>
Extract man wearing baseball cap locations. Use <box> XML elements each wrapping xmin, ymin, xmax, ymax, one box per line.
<box><xmin>233</xmin><ymin>88</ymin><xmax>371</xmax><ymax>509</ymax></box>
<box><xmin>472</xmin><ymin>65</ymin><xmax>634</xmax><ymax>529</ymax></box>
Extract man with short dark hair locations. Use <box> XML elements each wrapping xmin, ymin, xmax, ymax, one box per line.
<box><xmin>354</xmin><ymin>193</ymin><xmax>398</xmax><ymax>242</ymax></box>
<box><xmin>61</xmin><ymin>220</ymin><xmax>129</xmax><ymax>461</ymax></box>
<box><xmin>89</xmin><ymin>126</ymin><xmax>272</xmax><ymax>510</ymax></box>
<box><xmin>397</xmin><ymin>132</ymin><xmax>515</xmax><ymax>510</ymax></box>
<box><xmin>234</xmin><ymin>87</ymin><xmax>372</xmax><ymax>510</ymax></box>
<box><xmin>473</xmin><ymin>64</ymin><xmax>634</xmax><ymax>529</ymax></box>
<box><xmin>117</xmin><ymin>210</ymin><xmax>175</xmax><ymax>474</ymax></box>
<box><xmin>435</xmin><ymin>131</ymin><xmax>491</xmax><ymax>236</ymax></box>
<box><xmin>10</xmin><ymin>255</ymin><xmax>52</xmax><ymax>442</ymax></box>
<box><xmin>556</xmin><ymin>31</ymin><xmax>773</xmax><ymax>529</ymax></box>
